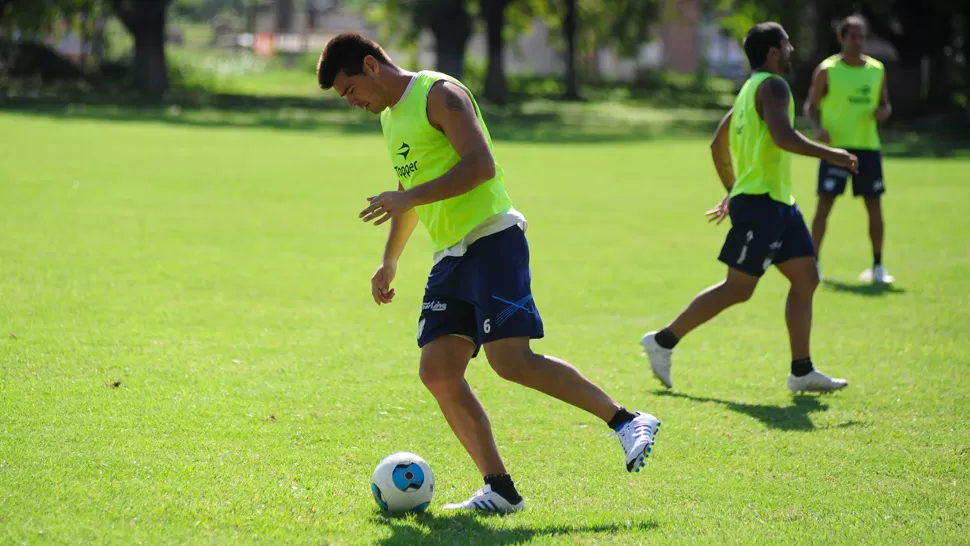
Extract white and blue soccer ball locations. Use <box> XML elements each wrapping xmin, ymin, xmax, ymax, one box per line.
<box><xmin>370</xmin><ymin>452</ymin><xmax>435</xmax><ymax>514</ymax></box>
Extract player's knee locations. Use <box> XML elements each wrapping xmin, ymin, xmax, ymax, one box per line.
<box><xmin>419</xmin><ymin>361</ymin><xmax>463</xmax><ymax>394</ymax></box>
<box><xmin>484</xmin><ymin>343</ymin><xmax>532</xmax><ymax>384</ymax></box>
<box><xmin>793</xmin><ymin>271</ymin><xmax>819</xmax><ymax>296</ymax></box>
<box><xmin>726</xmin><ymin>281</ymin><xmax>756</xmax><ymax>303</ymax></box>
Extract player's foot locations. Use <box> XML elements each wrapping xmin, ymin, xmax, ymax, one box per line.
<box><xmin>442</xmin><ymin>484</ymin><xmax>524</xmax><ymax>514</ymax></box>
<box><xmin>816</xmin><ymin>262</ymin><xmax>824</xmax><ymax>282</ymax></box>
<box><xmin>787</xmin><ymin>370</ymin><xmax>848</xmax><ymax>393</ymax></box>
<box><xmin>614</xmin><ymin>412</ymin><xmax>660</xmax><ymax>472</ymax></box>
<box><xmin>859</xmin><ymin>265</ymin><xmax>894</xmax><ymax>284</ymax></box>
<box><xmin>640</xmin><ymin>332</ymin><xmax>673</xmax><ymax>388</ymax></box>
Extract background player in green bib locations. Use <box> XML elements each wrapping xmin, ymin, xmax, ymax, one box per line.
<box><xmin>317</xmin><ymin>33</ymin><xmax>661</xmax><ymax>513</ymax></box>
<box><xmin>805</xmin><ymin>15</ymin><xmax>894</xmax><ymax>284</ymax></box>
<box><xmin>641</xmin><ymin>23</ymin><xmax>858</xmax><ymax>394</ymax></box>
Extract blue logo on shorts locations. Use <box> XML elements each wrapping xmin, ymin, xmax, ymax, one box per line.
<box><xmin>492</xmin><ymin>294</ymin><xmax>534</xmax><ymax>326</ymax></box>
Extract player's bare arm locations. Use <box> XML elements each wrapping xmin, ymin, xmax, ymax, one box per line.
<box><xmin>370</xmin><ymin>183</ymin><xmax>419</xmax><ymax>305</ymax></box>
<box><xmin>706</xmin><ymin>108</ymin><xmax>734</xmax><ymax>224</ymax></box>
<box><xmin>758</xmin><ymin>77</ymin><xmax>857</xmax><ymax>172</ymax></box>
<box><xmin>359</xmin><ymin>82</ymin><xmax>496</xmax><ymax>226</ymax></box>
<box><xmin>407</xmin><ymin>82</ymin><xmax>496</xmax><ymax>205</ymax></box>
<box><xmin>874</xmin><ymin>76</ymin><xmax>892</xmax><ymax>121</ymax></box>
<box><xmin>804</xmin><ymin>65</ymin><xmax>830</xmax><ymax>142</ymax></box>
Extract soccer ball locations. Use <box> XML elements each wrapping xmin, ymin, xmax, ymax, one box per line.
<box><xmin>370</xmin><ymin>452</ymin><xmax>435</xmax><ymax>514</ymax></box>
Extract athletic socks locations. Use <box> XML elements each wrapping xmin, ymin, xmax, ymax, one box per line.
<box><xmin>484</xmin><ymin>473</ymin><xmax>522</xmax><ymax>505</ymax></box>
<box><xmin>654</xmin><ymin>328</ymin><xmax>679</xmax><ymax>350</ymax></box>
<box><xmin>791</xmin><ymin>357</ymin><xmax>814</xmax><ymax>377</ymax></box>
<box><xmin>874</xmin><ymin>252</ymin><xmax>882</xmax><ymax>266</ymax></box>
<box><xmin>607</xmin><ymin>407</ymin><xmax>636</xmax><ymax>431</ymax></box>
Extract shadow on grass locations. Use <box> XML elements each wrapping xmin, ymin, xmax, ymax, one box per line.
<box><xmin>0</xmin><ymin>85</ymin><xmax>725</xmax><ymax>144</ymax></box>
<box><xmin>655</xmin><ymin>391</ymin><xmax>837</xmax><ymax>431</ymax></box>
<box><xmin>5</xmin><ymin>86</ymin><xmax>968</xmax><ymax>152</ymax></box>
<box><xmin>373</xmin><ymin>511</ymin><xmax>659</xmax><ymax>546</ymax></box>
<box><xmin>822</xmin><ymin>279</ymin><xmax>906</xmax><ymax>297</ymax></box>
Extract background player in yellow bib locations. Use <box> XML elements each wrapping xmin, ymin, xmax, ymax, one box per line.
<box><xmin>805</xmin><ymin>15</ymin><xmax>894</xmax><ymax>284</ymax></box>
<box><xmin>317</xmin><ymin>33</ymin><xmax>661</xmax><ymax>514</ymax></box>
<box><xmin>641</xmin><ymin>23</ymin><xmax>858</xmax><ymax>394</ymax></box>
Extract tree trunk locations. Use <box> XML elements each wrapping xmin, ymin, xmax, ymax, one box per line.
<box><xmin>428</xmin><ymin>0</ymin><xmax>471</xmax><ymax>80</ymax></box>
<box><xmin>481</xmin><ymin>0</ymin><xmax>509</xmax><ymax>104</ymax></box>
<box><xmin>111</xmin><ymin>0</ymin><xmax>171</xmax><ymax>98</ymax></box>
<box><xmin>563</xmin><ymin>0</ymin><xmax>581</xmax><ymax>100</ymax></box>
<box><xmin>963</xmin><ymin>6</ymin><xmax>970</xmax><ymax>122</ymax></box>
<box><xmin>276</xmin><ymin>0</ymin><xmax>294</xmax><ymax>32</ymax></box>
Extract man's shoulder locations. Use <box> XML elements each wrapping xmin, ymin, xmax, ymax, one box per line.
<box><xmin>864</xmin><ymin>56</ymin><xmax>885</xmax><ymax>70</ymax></box>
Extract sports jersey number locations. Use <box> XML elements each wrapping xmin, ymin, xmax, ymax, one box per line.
<box><xmin>483</xmin><ymin>319</ymin><xmax>491</xmax><ymax>334</ymax></box>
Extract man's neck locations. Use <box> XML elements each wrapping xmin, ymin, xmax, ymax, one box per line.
<box><xmin>840</xmin><ymin>53</ymin><xmax>866</xmax><ymax>66</ymax></box>
<box><xmin>385</xmin><ymin>69</ymin><xmax>418</xmax><ymax>107</ymax></box>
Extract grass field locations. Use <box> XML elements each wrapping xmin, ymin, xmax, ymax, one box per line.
<box><xmin>1</xmin><ymin>105</ymin><xmax>968</xmax><ymax>545</ymax></box>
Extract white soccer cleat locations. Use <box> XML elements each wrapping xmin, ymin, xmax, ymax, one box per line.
<box><xmin>441</xmin><ymin>484</ymin><xmax>524</xmax><ymax>514</ymax></box>
<box><xmin>859</xmin><ymin>265</ymin><xmax>894</xmax><ymax>284</ymax></box>
<box><xmin>641</xmin><ymin>332</ymin><xmax>673</xmax><ymax>388</ymax></box>
<box><xmin>787</xmin><ymin>370</ymin><xmax>848</xmax><ymax>393</ymax></box>
<box><xmin>816</xmin><ymin>262</ymin><xmax>824</xmax><ymax>282</ymax></box>
<box><xmin>614</xmin><ymin>412</ymin><xmax>660</xmax><ymax>472</ymax></box>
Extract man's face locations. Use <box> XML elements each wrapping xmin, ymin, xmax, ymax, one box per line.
<box><xmin>841</xmin><ymin>25</ymin><xmax>865</xmax><ymax>56</ymax></box>
<box><xmin>778</xmin><ymin>36</ymin><xmax>794</xmax><ymax>73</ymax></box>
<box><xmin>333</xmin><ymin>58</ymin><xmax>385</xmax><ymax>114</ymax></box>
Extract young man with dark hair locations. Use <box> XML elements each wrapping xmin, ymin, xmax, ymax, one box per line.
<box><xmin>805</xmin><ymin>15</ymin><xmax>894</xmax><ymax>283</ymax></box>
<box><xmin>317</xmin><ymin>32</ymin><xmax>661</xmax><ymax>513</ymax></box>
<box><xmin>640</xmin><ymin>23</ymin><xmax>856</xmax><ymax>394</ymax></box>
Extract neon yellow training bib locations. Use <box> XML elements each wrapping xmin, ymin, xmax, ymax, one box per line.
<box><xmin>380</xmin><ymin>71</ymin><xmax>512</xmax><ymax>252</ymax></box>
<box><xmin>729</xmin><ymin>72</ymin><xmax>796</xmax><ymax>206</ymax></box>
<box><xmin>820</xmin><ymin>55</ymin><xmax>884</xmax><ymax>150</ymax></box>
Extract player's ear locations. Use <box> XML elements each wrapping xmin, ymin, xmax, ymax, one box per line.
<box><xmin>363</xmin><ymin>55</ymin><xmax>380</xmax><ymax>76</ymax></box>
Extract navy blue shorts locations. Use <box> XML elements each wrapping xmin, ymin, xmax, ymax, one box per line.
<box><xmin>418</xmin><ymin>226</ymin><xmax>544</xmax><ymax>357</ymax></box>
<box><xmin>717</xmin><ymin>194</ymin><xmax>816</xmax><ymax>277</ymax></box>
<box><xmin>818</xmin><ymin>149</ymin><xmax>885</xmax><ymax>197</ymax></box>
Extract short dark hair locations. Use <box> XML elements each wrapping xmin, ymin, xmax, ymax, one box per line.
<box><xmin>316</xmin><ymin>32</ymin><xmax>392</xmax><ymax>89</ymax></box>
<box><xmin>838</xmin><ymin>15</ymin><xmax>867</xmax><ymax>38</ymax></box>
<box><xmin>742</xmin><ymin>22</ymin><xmax>786</xmax><ymax>69</ymax></box>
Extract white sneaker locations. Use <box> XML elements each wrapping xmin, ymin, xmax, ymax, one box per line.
<box><xmin>640</xmin><ymin>332</ymin><xmax>673</xmax><ymax>388</ymax></box>
<box><xmin>442</xmin><ymin>484</ymin><xmax>524</xmax><ymax>514</ymax></box>
<box><xmin>787</xmin><ymin>370</ymin><xmax>848</xmax><ymax>393</ymax></box>
<box><xmin>859</xmin><ymin>265</ymin><xmax>895</xmax><ymax>284</ymax></box>
<box><xmin>614</xmin><ymin>412</ymin><xmax>660</xmax><ymax>472</ymax></box>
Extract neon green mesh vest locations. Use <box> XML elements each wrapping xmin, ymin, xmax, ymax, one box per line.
<box><xmin>820</xmin><ymin>55</ymin><xmax>884</xmax><ymax>150</ymax></box>
<box><xmin>729</xmin><ymin>72</ymin><xmax>796</xmax><ymax>206</ymax></box>
<box><xmin>380</xmin><ymin>71</ymin><xmax>512</xmax><ymax>252</ymax></box>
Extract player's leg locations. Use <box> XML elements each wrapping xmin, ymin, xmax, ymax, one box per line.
<box><xmin>484</xmin><ymin>338</ymin><xmax>620</xmax><ymax>422</ymax></box>
<box><xmin>811</xmin><ymin>194</ymin><xmax>837</xmax><ymax>265</ymax></box>
<box><xmin>419</xmin><ymin>258</ymin><xmax>524</xmax><ymax>513</ymax></box>
<box><xmin>422</xmin><ymin>335</ymin><xmax>526</xmax><ymax>514</ymax></box>
<box><xmin>419</xmin><ymin>335</ymin><xmax>504</xmax><ymax>477</ymax></box>
<box><xmin>483</xmin><ymin>337</ymin><xmax>660</xmax><ymax>473</ymax></box>
<box><xmin>853</xmin><ymin>151</ymin><xmax>892</xmax><ymax>282</ymax></box>
<box><xmin>641</xmin><ymin>194</ymin><xmax>778</xmax><ymax>388</ymax></box>
<box><xmin>812</xmin><ymin>157</ymin><xmax>849</xmax><ymax>272</ymax></box>
<box><xmin>471</xmin><ymin>226</ymin><xmax>660</xmax><ymax>473</ymax></box>
<box><xmin>773</xmin><ymin>207</ymin><xmax>847</xmax><ymax>393</ymax></box>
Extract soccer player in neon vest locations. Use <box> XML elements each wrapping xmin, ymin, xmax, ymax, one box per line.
<box><xmin>641</xmin><ymin>23</ymin><xmax>857</xmax><ymax>394</ymax></box>
<box><xmin>316</xmin><ymin>33</ymin><xmax>660</xmax><ymax>513</ymax></box>
<box><xmin>805</xmin><ymin>15</ymin><xmax>894</xmax><ymax>283</ymax></box>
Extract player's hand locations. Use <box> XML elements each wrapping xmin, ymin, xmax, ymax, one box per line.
<box><xmin>705</xmin><ymin>194</ymin><xmax>730</xmax><ymax>225</ymax></box>
<box><xmin>359</xmin><ymin>191</ymin><xmax>413</xmax><ymax>226</ymax></box>
<box><xmin>874</xmin><ymin>106</ymin><xmax>891</xmax><ymax>122</ymax></box>
<box><xmin>829</xmin><ymin>149</ymin><xmax>859</xmax><ymax>174</ymax></box>
<box><xmin>371</xmin><ymin>261</ymin><xmax>397</xmax><ymax>305</ymax></box>
<box><xmin>814</xmin><ymin>129</ymin><xmax>831</xmax><ymax>143</ymax></box>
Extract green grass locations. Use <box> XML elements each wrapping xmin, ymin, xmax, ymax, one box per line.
<box><xmin>0</xmin><ymin>107</ymin><xmax>968</xmax><ymax>545</ymax></box>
